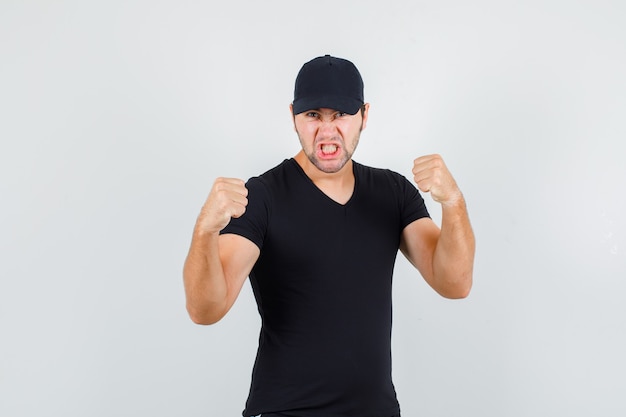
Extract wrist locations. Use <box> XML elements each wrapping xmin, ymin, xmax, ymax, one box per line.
<box><xmin>440</xmin><ymin>191</ymin><xmax>465</xmax><ymax>209</ymax></box>
<box><xmin>193</xmin><ymin>223</ymin><xmax>222</xmax><ymax>240</ymax></box>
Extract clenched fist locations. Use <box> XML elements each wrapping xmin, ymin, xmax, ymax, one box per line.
<box><xmin>412</xmin><ymin>154</ymin><xmax>463</xmax><ymax>206</ymax></box>
<box><xmin>196</xmin><ymin>177</ymin><xmax>248</xmax><ymax>234</ymax></box>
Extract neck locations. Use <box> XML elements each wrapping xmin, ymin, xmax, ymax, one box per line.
<box><xmin>294</xmin><ymin>151</ymin><xmax>353</xmax><ymax>181</ymax></box>
<box><xmin>294</xmin><ymin>151</ymin><xmax>355</xmax><ymax>205</ymax></box>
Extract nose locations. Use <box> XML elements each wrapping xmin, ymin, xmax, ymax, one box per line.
<box><xmin>318</xmin><ymin>119</ymin><xmax>338</xmax><ymax>138</ymax></box>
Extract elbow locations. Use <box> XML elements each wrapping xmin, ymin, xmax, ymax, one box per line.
<box><xmin>437</xmin><ymin>271</ymin><xmax>473</xmax><ymax>300</ymax></box>
<box><xmin>189</xmin><ymin>315</ymin><xmax>220</xmax><ymax>326</ymax></box>
<box><xmin>443</xmin><ymin>283</ymin><xmax>471</xmax><ymax>299</ymax></box>
<box><xmin>186</xmin><ymin>305</ymin><xmax>225</xmax><ymax>325</ymax></box>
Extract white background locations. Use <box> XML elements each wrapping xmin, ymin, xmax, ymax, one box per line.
<box><xmin>1</xmin><ymin>1</ymin><xmax>625</xmax><ymax>416</ymax></box>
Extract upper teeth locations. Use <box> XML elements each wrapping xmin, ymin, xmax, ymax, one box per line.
<box><xmin>322</xmin><ymin>144</ymin><xmax>337</xmax><ymax>153</ymax></box>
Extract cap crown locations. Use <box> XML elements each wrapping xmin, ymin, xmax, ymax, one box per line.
<box><xmin>293</xmin><ymin>55</ymin><xmax>364</xmax><ymax>115</ymax></box>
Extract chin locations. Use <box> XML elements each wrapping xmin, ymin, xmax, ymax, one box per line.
<box><xmin>305</xmin><ymin>150</ymin><xmax>351</xmax><ymax>174</ymax></box>
<box><xmin>314</xmin><ymin>160</ymin><xmax>348</xmax><ymax>174</ymax></box>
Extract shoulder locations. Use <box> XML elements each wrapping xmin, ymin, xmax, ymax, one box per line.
<box><xmin>248</xmin><ymin>159</ymin><xmax>297</xmax><ymax>187</ymax></box>
<box><xmin>244</xmin><ymin>159</ymin><xmax>290</xmax><ymax>188</ymax></box>
<box><xmin>243</xmin><ymin>159</ymin><xmax>306</xmax><ymax>210</ymax></box>
<box><xmin>353</xmin><ymin>161</ymin><xmax>414</xmax><ymax>190</ymax></box>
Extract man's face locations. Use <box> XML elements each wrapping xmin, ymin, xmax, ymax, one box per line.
<box><xmin>292</xmin><ymin>105</ymin><xmax>369</xmax><ymax>174</ymax></box>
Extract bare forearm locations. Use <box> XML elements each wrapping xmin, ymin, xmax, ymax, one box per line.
<box><xmin>183</xmin><ymin>230</ymin><xmax>228</xmax><ymax>324</ymax></box>
<box><xmin>432</xmin><ymin>197</ymin><xmax>475</xmax><ymax>298</ymax></box>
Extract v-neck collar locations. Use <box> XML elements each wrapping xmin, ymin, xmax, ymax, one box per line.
<box><xmin>288</xmin><ymin>158</ymin><xmax>358</xmax><ymax>207</ymax></box>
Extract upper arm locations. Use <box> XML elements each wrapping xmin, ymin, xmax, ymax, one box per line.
<box><xmin>219</xmin><ymin>233</ymin><xmax>260</xmax><ymax>315</ymax></box>
<box><xmin>399</xmin><ymin>217</ymin><xmax>440</xmax><ymax>287</ymax></box>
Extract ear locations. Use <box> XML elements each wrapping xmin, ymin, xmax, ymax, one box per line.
<box><xmin>361</xmin><ymin>103</ymin><xmax>370</xmax><ymax>131</ymax></box>
<box><xmin>289</xmin><ymin>104</ymin><xmax>297</xmax><ymax>132</ymax></box>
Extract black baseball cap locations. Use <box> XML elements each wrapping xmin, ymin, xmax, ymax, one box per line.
<box><xmin>292</xmin><ymin>55</ymin><xmax>364</xmax><ymax>115</ymax></box>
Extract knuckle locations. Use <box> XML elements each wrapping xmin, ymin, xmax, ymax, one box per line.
<box><xmin>213</xmin><ymin>180</ymin><xmax>225</xmax><ymax>192</ymax></box>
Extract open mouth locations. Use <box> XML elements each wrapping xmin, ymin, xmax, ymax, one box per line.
<box><xmin>321</xmin><ymin>144</ymin><xmax>338</xmax><ymax>155</ymax></box>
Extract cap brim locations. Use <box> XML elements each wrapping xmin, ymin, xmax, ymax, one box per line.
<box><xmin>292</xmin><ymin>95</ymin><xmax>363</xmax><ymax>115</ymax></box>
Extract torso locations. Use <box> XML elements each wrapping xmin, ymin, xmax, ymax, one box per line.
<box><xmin>220</xmin><ymin>158</ymin><xmax>430</xmax><ymax>416</ymax></box>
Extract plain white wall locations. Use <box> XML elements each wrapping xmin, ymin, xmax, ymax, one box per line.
<box><xmin>1</xmin><ymin>1</ymin><xmax>624</xmax><ymax>416</ymax></box>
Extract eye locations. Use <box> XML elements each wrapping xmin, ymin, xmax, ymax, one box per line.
<box><xmin>305</xmin><ymin>111</ymin><xmax>320</xmax><ymax>118</ymax></box>
<box><xmin>334</xmin><ymin>112</ymin><xmax>348</xmax><ymax>119</ymax></box>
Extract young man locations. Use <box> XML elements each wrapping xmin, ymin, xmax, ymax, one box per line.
<box><xmin>183</xmin><ymin>55</ymin><xmax>475</xmax><ymax>417</ymax></box>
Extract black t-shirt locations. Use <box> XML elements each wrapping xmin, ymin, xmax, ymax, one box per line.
<box><xmin>221</xmin><ymin>158</ymin><xmax>430</xmax><ymax>417</ymax></box>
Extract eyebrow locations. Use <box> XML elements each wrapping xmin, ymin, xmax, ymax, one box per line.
<box><xmin>310</xmin><ymin>108</ymin><xmax>343</xmax><ymax>114</ymax></box>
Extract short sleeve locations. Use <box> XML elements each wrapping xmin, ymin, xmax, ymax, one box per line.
<box><xmin>219</xmin><ymin>176</ymin><xmax>270</xmax><ymax>250</ymax></box>
<box><xmin>397</xmin><ymin>174</ymin><xmax>430</xmax><ymax>229</ymax></box>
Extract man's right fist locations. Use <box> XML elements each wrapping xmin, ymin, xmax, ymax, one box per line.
<box><xmin>197</xmin><ymin>177</ymin><xmax>248</xmax><ymax>234</ymax></box>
